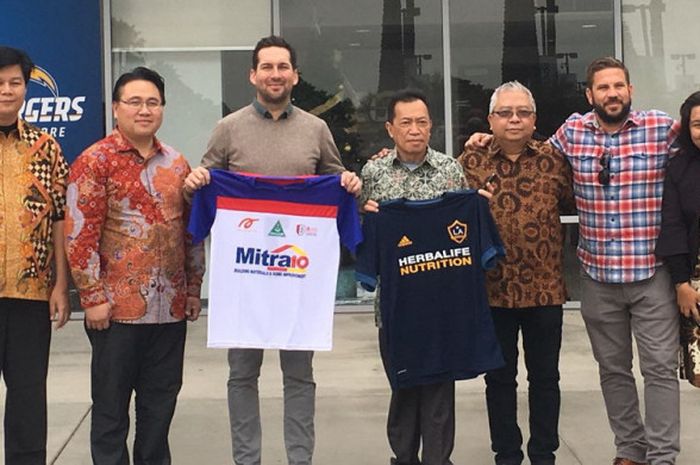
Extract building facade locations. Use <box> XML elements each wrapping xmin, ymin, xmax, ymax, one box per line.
<box><xmin>105</xmin><ymin>0</ymin><xmax>698</xmax><ymax>305</ymax></box>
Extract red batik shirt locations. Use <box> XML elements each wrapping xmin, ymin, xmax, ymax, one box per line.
<box><xmin>65</xmin><ymin>129</ymin><xmax>205</xmax><ymax>322</ymax></box>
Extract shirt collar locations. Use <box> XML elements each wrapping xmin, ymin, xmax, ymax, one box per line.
<box><xmin>486</xmin><ymin>138</ymin><xmax>537</xmax><ymax>160</ymax></box>
<box><xmin>112</xmin><ymin>127</ymin><xmax>163</xmax><ymax>159</ymax></box>
<box><xmin>0</xmin><ymin>119</ymin><xmax>18</xmax><ymax>136</ymax></box>
<box><xmin>253</xmin><ymin>99</ymin><xmax>294</xmax><ymax>119</ymax></box>
<box><xmin>390</xmin><ymin>146</ymin><xmax>438</xmax><ymax>168</ymax></box>
<box><xmin>583</xmin><ymin>109</ymin><xmax>641</xmax><ymax>131</ymax></box>
<box><xmin>16</xmin><ymin>119</ymin><xmax>30</xmax><ymax>142</ymax></box>
<box><xmin>15</xmin><ymin>120</ymin><xmax>44</xmax><ymax>146</ymax></box>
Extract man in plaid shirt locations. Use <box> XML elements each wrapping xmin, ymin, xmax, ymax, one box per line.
<box><xmin>468</xmin><ymin>57</ymin><xmax>680</xmax><ymax>465</ymax></box>
<box><xmin>548</xmin><ymin>57</ymin><xmax>679</xmax><ymax>465</ymax></box>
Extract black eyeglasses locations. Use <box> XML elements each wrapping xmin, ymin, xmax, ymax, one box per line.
<box><xmin>598</xmin><ymin>153</ymin><xmax>611</xmax><ymax>185</ymax></box>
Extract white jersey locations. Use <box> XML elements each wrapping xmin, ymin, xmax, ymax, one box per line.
<box><xmin>189</xmin><ymin>170</ymin><xmax>362</xmax><ymax>350</ymax></box>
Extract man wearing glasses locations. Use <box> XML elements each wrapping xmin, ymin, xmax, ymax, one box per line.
<box><xmin>458</xmin><ymin>81</ymin><xmax>574</xmax><ymax>465</ymax></box>
<box><xmin>65</xmin><ymin>67</ymin><xmax>205</xmax><ymax>465</ymax></box>
<box><xmin>467</xmin><ymin>58</ymin><xmax>680</xmax><ymax>465</ymax></box>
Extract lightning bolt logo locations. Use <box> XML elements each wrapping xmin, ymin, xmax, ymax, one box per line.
<box><xmin>30</xmin><ymin>66</ymin><xmax>59</xmax><ymax>97</ymax></box>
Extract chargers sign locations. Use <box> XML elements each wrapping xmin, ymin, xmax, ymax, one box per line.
<box><xmin>23</xmin><ymin>66</ymin><xmax>87</xmax><ymax>126</ymax></box>
<box><xmin>1</xmin><ymin>0</ymin><xmax>103</xmax><ymax>162</ymax></box>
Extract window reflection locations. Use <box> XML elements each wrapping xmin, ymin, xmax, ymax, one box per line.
<box><xmin>450</xmin><ymin>0</ymin><xmax>615</xmax><ymax>149</ymax></box>
<box><xmin>280</xmin><ymin>0</ymin><xmax>445</xmax><ymax>172</ymax></box>
<box><xmin>624</xmin><ymin>0</ymin><xmax>699</xmax><ymax>115</ymax></box>
<box><xmin>280</xmin><ymin>0</ymin><xmax>616</xmax><ymax>303</ymax></box>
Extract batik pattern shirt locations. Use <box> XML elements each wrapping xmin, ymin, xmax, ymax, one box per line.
<box><xmin>66</xmin><ymin>129</ymin><xmax>205</xmax><ymax>322</ymax></box>
<box><xmin>360</xmin><ymin>147</ymin><xmax>467</xmax><ymax>206</ymax></box>
<box><xmin>0</xmin><ymin>120</ymin><xmax>68</xmax><ymax>300</ymax></box>
<box><xmin>360</xmin><ymin>147</ymin><xmax>468</xmax><ymax>326</ymax></box>
<box><xmin>458</xmin><ymin>139</ymin><xmax>575</xmax><ymax>307</ymax></box>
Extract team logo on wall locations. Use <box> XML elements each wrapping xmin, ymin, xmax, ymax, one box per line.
<box><xmin>21</xmin><ymin>65</ymin><xmax>87</xmax><ymax>139</ymax></box>
<box><xmin>447</xmin><ymin>220</ymin><xmax>468</xmax><ymax>244</ymax></box>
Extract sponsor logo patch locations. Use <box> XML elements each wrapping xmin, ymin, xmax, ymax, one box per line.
<box><xmin>268</xmin><ymin>220</ymin><xmax>286</xmax><ymax>237</ymax></box>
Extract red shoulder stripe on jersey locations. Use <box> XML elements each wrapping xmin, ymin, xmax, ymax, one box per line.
<box><xmin>216</xmin><ymin>197</ymin><xmax>338</xmax><ymax>218</ymax></box>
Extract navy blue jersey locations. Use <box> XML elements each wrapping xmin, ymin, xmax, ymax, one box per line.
<box><xmin>356</xmin><ymin>190</ymin><xmax>505</xmax><ymax>389</ymax></box>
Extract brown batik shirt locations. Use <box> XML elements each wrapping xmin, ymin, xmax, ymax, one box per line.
<box><xmin>457</xmin><ymin>139</ymin><xmax>575</xmax><ymax>308</ymax></box>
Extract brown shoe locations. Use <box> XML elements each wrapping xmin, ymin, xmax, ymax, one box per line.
<box><xmin>612</xmin><ymin>458</ymin><xmax>647</xmax><ymax>465</ymax></box>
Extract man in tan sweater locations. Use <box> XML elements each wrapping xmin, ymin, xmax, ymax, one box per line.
<box><xmin>185</xmin><ymin>35</ymin><xmax>360</xmax><ymax>465</ymax></box>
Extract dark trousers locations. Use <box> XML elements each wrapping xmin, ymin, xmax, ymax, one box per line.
<box><xmin>86</xmin><ymin>321</ymin><xmax>186</xmax><ymax>465</ymax></box>
<box><xmin>379</xmin><ymin>330</ymin><xmax>455</xmax><ymax>465</ymax></box>
<box><xmin>0</xmin><ymin>298</ymin><xmax>51</xmax><ymax>465</ymax></box>
<box><xmin>485</xmin><ymin>306</ymin><xmax>562</xmax><ymax>465</ymax></box>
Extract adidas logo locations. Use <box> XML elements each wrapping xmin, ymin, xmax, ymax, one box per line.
<box><xmin>397</xmin><ymin>235</ymin><xmax>413</xmax><ymax>247</ymax></box>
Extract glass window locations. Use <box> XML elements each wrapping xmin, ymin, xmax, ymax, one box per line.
<box><xmin>110</xmin><ymin>2</ymin><xmax>271</xmax><ymax>299</ymax></box>
<box><xmin>112</xmin><ymin>51</ymin><xmax>226</xmax><ymax>164</ymax></box>
<box><xmin>107</xmin><ymin>0</ymin><xmax>622</xmax><ymax>305</ymax></box>
<box><xmin>110</xmin><ymin>1</ymin><xmax>269</xmax><ymax>167</ymax></box>
<box><xmin>280</xmin><ymin>0</ymin><xmax>446</xmax><ymax>173</ymax></box>
<box><xmin>623</xmin><ymin>0</ymin><xmax>699</xmax><ymax>117</ymax></box>
<box><xmin>449</xmin><ymin>0</ymin><xmax>615</xmax><ymax>148</ymax></box>
<box><xmin>280</xmin><ymin>0</ymin><xmax>446</xmax><ymax>299</ymax></box>
<box><xmin>449</xmin><ymin>0</ymin><xmax>615</xmax><ymax>304</ymax></box>
<box><xmin>111</xmin><ymin>0</ymin><xmax>269</xmax><ymax>48</ymax></box>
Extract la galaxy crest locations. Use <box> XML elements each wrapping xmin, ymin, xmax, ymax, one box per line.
<box><xmin>447</xmin><ymin>220</ymin><xmax>467</xmax><ymax>244</ymax></box>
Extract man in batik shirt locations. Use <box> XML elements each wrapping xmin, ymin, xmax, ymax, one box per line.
<box><xmin>0</xmin><ymin>45</ymin><xmax>70</xmax><ymax>465</ymax></box>
<box><xmin>458</xmin><ymin>81</ymin><xmax>574</xmax><ymax>465</ymax></box>
<box><xmin>65</xmin><ymin>67</ymin><xmax>205</xmax><ymax>465</ymax></box>
<box><xmin>361</xmin><ymin>88</ymin><xmax>468</xmax><ymax>465</ymax></box>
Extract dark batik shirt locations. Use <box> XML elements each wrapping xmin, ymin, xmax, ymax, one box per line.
<box><xmin>458</xmin><ymin>139</ymin><xmax>575</xmax><ymax>308</ymax></box>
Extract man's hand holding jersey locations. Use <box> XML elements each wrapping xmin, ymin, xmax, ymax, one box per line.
<box><xmin>185</xmin><ymin>166</ymin><xmax>361</xmax><ymax>196</ymax></box>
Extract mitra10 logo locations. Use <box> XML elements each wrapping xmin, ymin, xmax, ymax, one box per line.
<box><xmin>21</xmin><ymin>65</ymin><xmax>87</xmax><ymax>138</ymax></box>
<box><xmin>234</xmin><ymin>244</ymin><xmax>310</xmax><ymax>278</ymax></box>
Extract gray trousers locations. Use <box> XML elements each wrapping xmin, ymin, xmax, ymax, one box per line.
<box><xmin>580</xmin><ymin>266</ymin><xmax>680</xmax><ymax>465</ymax></box>
<box><xmin>227</xmin><ymin>348</ymin><xmax>315</xmax><ymax>465</ymax></box>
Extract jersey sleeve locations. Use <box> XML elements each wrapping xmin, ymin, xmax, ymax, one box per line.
<box><xmin>354</xmin><ymin>212</ymin><xmax>379</xmax><ymax>292</ymax></box>
<box><xmin>336</xmin><ymin>191</ymin><xmax>363</xmax><ymax>254</ymax></box>
<box><xmin>475</xmin><ymin>195</ymin><xmax>505</xmax><ymax>270</ymax></box>
<box><xmin>187</xmin><ymin>171</ymin><xmax>221</xmax><ymax>244</ymax></box>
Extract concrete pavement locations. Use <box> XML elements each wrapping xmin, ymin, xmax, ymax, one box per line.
<box><xmin>1</xmin><ymin>307</ymin><xmax>698</xmax><ymax>464</ymax></box>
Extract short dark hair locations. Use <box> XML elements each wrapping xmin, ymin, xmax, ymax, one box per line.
<box><xmin>0</xmin><ymin>46</ymin><xmax>34</xmax><ymax>84</ymax></box>
<box><xmin>252</xmin><ymin>35</ymin><xmax>297</xmax><ymax>70</ymax></box>
<box><xmin>387</xmin><ymin>89</ymin><xmax>430</xmax><ymax>123</ymax></box>
<box><xmin>679</xmin><ymin>90</ymin><xmax>700</xmax><ymax>156</ymax></box>
<box><xmin>586</xmin><ymin>56</ymin><xmax>630</xmax><ymax>89</ymax></box>
<box><xmin>112</xmin><ymin>66</ymin><xmax>166</xmax><ymax>105</ymax></box>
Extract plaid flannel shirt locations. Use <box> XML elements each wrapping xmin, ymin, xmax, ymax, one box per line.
<box><xmin>549</xmin><ymin>109</ymin><xmax>679</xmax><ymax>283</ymax></box>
